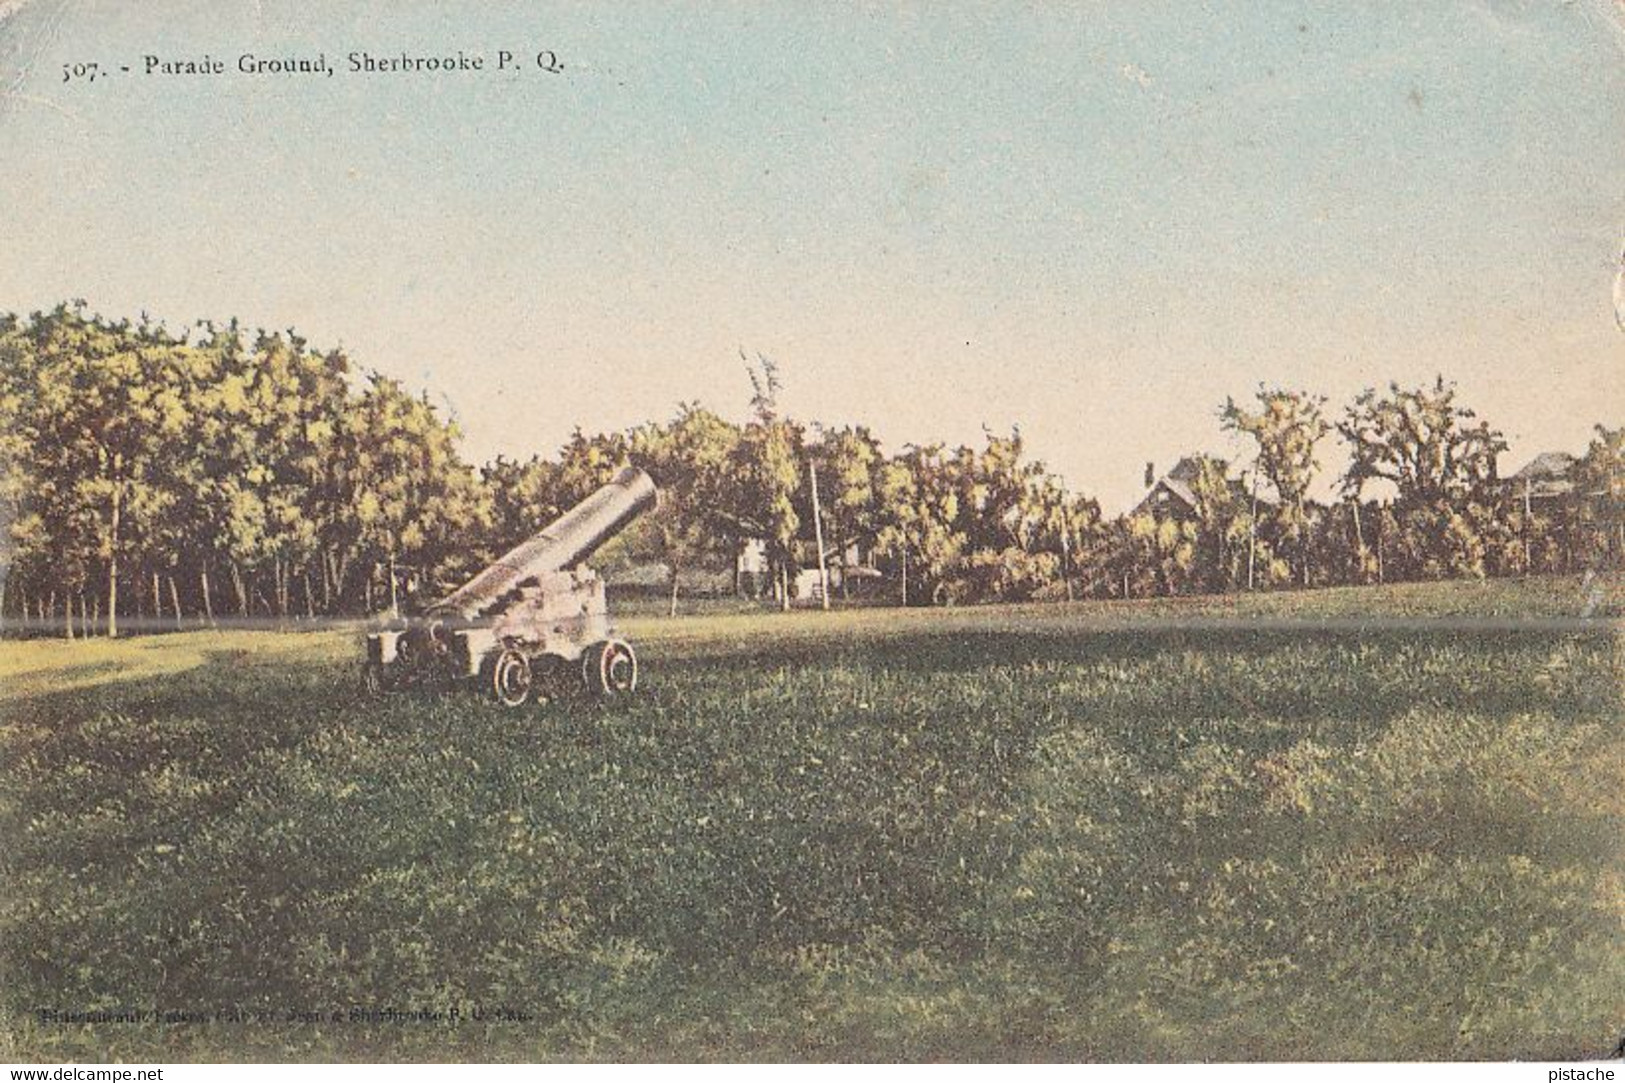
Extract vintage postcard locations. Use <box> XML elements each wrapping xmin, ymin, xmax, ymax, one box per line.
<box><xmin>1</xmin><ymin>0</ymin><xmax>1621</xmax><ymax>1067</ymax></box>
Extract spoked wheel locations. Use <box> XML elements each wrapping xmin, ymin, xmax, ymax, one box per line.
<box><xmin>485</xmin><ymin>647</ymin><xmax>534</xmax><ymax>708</ymax></box>
<box><xmin>583</xmin><ymin>639</ymin><xmax>638</xmax><ymax>696</ymax></box>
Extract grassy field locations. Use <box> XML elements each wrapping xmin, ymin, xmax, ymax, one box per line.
<box><xmin>2</xmin><ymin>577</ymin><xmax>1621</xmax><ymax>1061</ymax></box>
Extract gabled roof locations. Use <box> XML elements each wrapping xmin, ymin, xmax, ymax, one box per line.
<box><xmin>1509</xmin><ymin>451</ymin><xmax>1577</xmax><ymax>482</ymax></box>
<box><xmin>1154</xmin><ymin>475</ymin><xmax>1199</xmax><ymax>510</ymax></box>
<box><xmin>1507</xmin><ymin>451</ymin><xmax>1578</xmax><ymax>500</ymax></box>
<box><xmin>1132</xmin><ymin>456</ymin><xmax>1270</xmax><ymax>518</ymax></box>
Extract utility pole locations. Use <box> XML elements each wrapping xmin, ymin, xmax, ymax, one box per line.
<box><xmin>1058</xmin><ymin>475</ymin><xmax>1075</xmax><ymax>603</ymax></box>
<box><xmin>900</xmin><ymin>539</ymin><xmax>908</xmax><ymax>607</ymax></box>
<box><xmin>1246</xmin><ymin>465</ymin><xmax>1260</xmax><ymax>591</ymax></box>
<box><xmin>1061</xmin><ymin>525</ymin><xmax>1075</xmax><ymax>603</ymax></box>
<box><xmin>809</xmin><ymin>457</ymin><xmax>830</xmax><ymax>610</ymax></box>
<box><xmin>1524</xmin><ymin>475</ymin><xmax>1533</xmax><ymax>573</ymax></box>
<box><xmin>1351</xmin><ymin>498</ymin><xmax>1365</xmax><ymax>579</ymax></box>
<box><xmin>1376</xmin><ymin>505</ymin><xmax>1385</xmax><ymax>583</ymax></box>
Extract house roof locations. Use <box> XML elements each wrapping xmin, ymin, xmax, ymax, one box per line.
<box><xmin>1155</xmin><ymin>476</ymin><xmax>1199</xmax><ymax>510</ymax></box>
<box><xmin>1507</xmin><ymin>451</ymin><xmax>1578</xmax><ymax>500</ymax></box>
<box><xmin>1509</xmin><ymin>451</ymin><xmax>1577</xmax><ymax>481</ymax></box>
<box><xmin>1132</xmin><ymin>456</ymin><xmax>1269</xmax><ymax>518</ymax></box>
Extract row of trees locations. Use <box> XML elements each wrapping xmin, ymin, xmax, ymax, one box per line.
<box><xmin>479</xmin><ymin>356</ymin><xmax>1102</xmax><ymax>611</ymax></box>
<box><xmin>1</xmin><ymin>305</ymin><xmax>1620</xmax><ymax>636</ymax></box>
<box><xmin>0</xmin><ymin>306</ymin><xmax>487</xmax><ymax>635</ymax></box>
<box><xmin>1112</xmin><ymin>381</ymin><xmax>1621</xmax><ymax>597</ymax></box>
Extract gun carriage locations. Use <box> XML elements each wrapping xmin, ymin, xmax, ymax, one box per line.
<box><xmin>362</xmin><ymin>466</ymin><xmax>658</xmax><ymax>706</ymax></box>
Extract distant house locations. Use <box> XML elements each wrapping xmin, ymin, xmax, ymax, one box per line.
<box><xmin>737</xmin><ymin>536</ymin><xmax>885</xmax><ymax>603</ymax></box>
<box><xmin>1504</xmin><ymin>452</ymin><xmax>1580</xmax><ymax>507</ymax></box>
<box><xmin>1499</xmin><ymin>450</ymin><xmax>1604</xmax><ymax>574</ymax></box>
<box><xmin>1132</xmin><ymin>456</ymin><xmax>1266</xmax><ymax>521</ymax></box>
<box><xmin>736</xmin><ymin>538</ymin><xmax>769</xmax><ymax>578</ymax></box>
<box><xmin>791</xmin><ymin>538</ymin><xmax>884</xmax><ymax>604</ymax></box>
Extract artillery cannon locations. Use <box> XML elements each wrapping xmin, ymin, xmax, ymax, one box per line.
<box><xmin>362</xmin><ymin>466</ymin><xmax>658</xmax><ymax>706</ymax></box>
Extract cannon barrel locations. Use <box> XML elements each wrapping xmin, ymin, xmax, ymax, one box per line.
<box><xmin>429</xmin><ymin>466</ymin><xmax>658</xmax><ymax>620</ymax></box>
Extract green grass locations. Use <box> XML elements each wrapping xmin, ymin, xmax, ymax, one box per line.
<box><xmin>2</xmin><ymin>577</ymin><xmax>1621</xmax><ymax>1061</ymax></box>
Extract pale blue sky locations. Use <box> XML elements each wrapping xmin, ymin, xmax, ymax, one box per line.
<box><xmin>2</xmin><ymin>0</ymin><xmax>1622</xmax><ymax>508</ymax></box>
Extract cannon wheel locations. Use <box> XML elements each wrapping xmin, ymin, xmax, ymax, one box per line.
<box><xmin>484</xmin><ymin>647</ymin><xmax>534</xmax><ymax>708</ymax></box>
<box><xmin>584</xmin><ymin>639</ymin><xmax>638</xmax><ymax>696</ymax></box>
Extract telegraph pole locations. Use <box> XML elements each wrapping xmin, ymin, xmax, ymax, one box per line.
<box><xmin>1247</xmin><ymin>465</ymin><xmax>1260</xmax><ymax>591</ymax></box>
<box><xmin>809</xmin><ymin>458</ymin><xmax>830</xmax><ymax>610</ymax></box>
<box><xmin>900</xmin><ymin>541</ymin><xmax>908</xmax><ymax>607</ymax></box>
<box><xmin>1058</xmin><ymin>475</ymin><xmax>1075</xmax><ymax>603</ymax></box>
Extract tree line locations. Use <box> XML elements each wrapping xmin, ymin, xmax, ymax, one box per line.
<box><xmin>0</xmin><ymin>304</ymin><xmax>1619</xmax><ymax>636</ymax></box>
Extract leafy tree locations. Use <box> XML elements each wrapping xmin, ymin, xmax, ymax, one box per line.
<box><xmin>811</xmin><ymin>425</ymin><xmax>884</xmax><ymax>598</ymax></box>
<box><xmin>1184</xmin><ymin>454</ymin><xmax>1261</xmax><ymax>592</ymax></box>
<box><xmin>1340</xmin><ymin>377</ymin><xmax>1505</xmax><ymax>507</ymax></box>
<box><xmin>1223</xmin><ymin>387</ymin><xmax>1330</xmax><ymax>586</ymax></box>
<box><xmin>628</xmin><ymin>403</ymin><xmax>742</xmax><ymax>614</ymax></box>
<box><xmin>16</xmin><ymin>306</ymin><xmax>194</xmax><ymax>635</ymax></box>
<box><xmin>1339</xmin><ymin>378</ymin><xmax>1507</xmax><ymax>579</ymax></box>
<box><xmin>954</xmin><ymin>430</ymin><xmax>1064</xmax><ymax>602</ymax></box>
<box><xmin>1026</xmin><ymin>474</ymin><xmax>1102</xmax><ymax>601</ymax></box>
<box><xmin>873</xmin><ymin>444</ymin><xmax>964</xmax><ymax>605</ymax></box>
<box><xmin>1318</xmin><ymin>498</ymin><xmax>1383</xmax><ymax>586</ymax></box>
<box><xmin>733</xmin><ymin>419</ymin><xmax>803</xmax><ymax>608</ymax></box>
<box><xmin>1574</xmin><ymin>424</ymin><xmax>1625</xmax><ymax>568</ymax></box>
<box><xmin>337</xmin><ymin>373</ymin><xmax>489</xmax><ymax>613</ymax></box>
<box><xmin>1109</xmin><ymin>513</ymin><xmax>1199</xmax><ymax>597</ymax></box>
<box><xmin>732</xmin><ymin>354</ymin><xmax>804</xmax><ymax>608</ymax></box>
<box><xmin>554</xmin><ymin>428</ymin><xmax>631</xmax><ymax>507</ymax></box>
<box><xmin>0</xmin><ymin>313</ymin><xmax>40</xmax><ymax>628</ymax></box>
<box><xmin>481</xmin><ymin>455</ymin><xmax>566</xmax><ymax>554</ymax></box>
<box><xmin>187</xmin><ymin>328</ymin><xmax>351</xmax><ymax>618</ymax></box>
